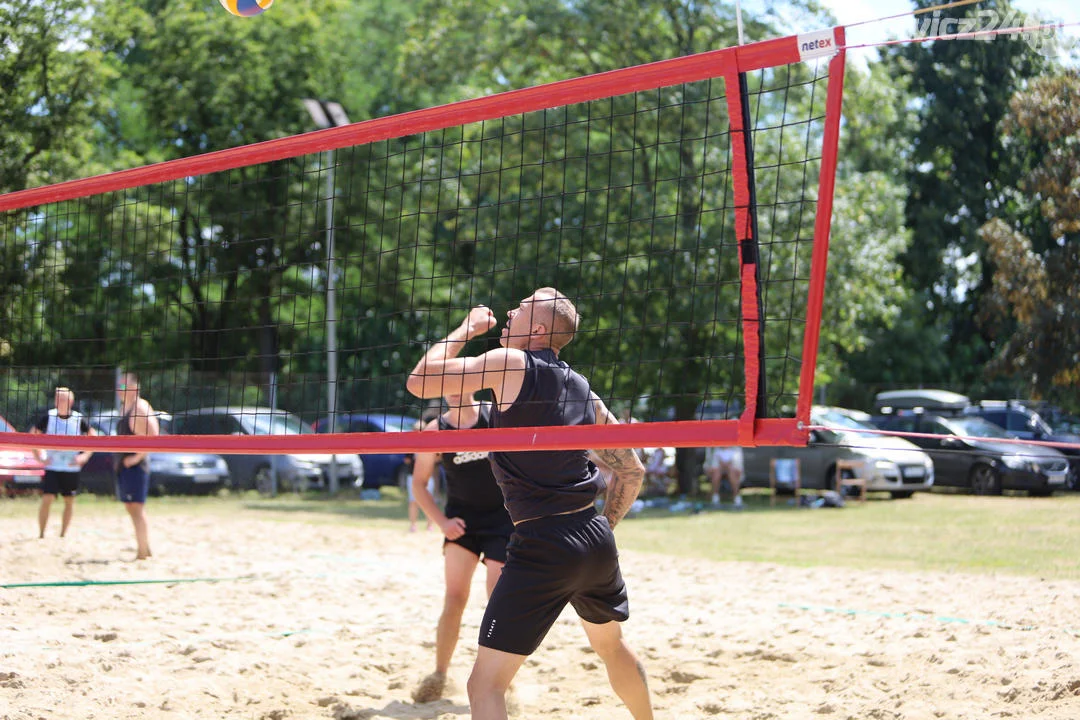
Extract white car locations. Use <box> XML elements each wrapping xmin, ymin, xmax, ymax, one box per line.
<box><xmin>742</xmin><ymin>406</ymin><xmax>935</xmax><ymax>499</ymax></box>
<box><xmin>170</xmin><ymin>407</ymin><xmax>362</xmax><ymax>494</ymax></box>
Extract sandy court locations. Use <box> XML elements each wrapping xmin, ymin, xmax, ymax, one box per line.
<box><xmin>2</xmin><ymin>510</ymin><xmax>1079</xmax><ymax>720</ymax></box>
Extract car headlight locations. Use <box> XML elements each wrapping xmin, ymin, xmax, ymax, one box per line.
<box><xmin>1000</xmin><ymin>454</ymin><xmax>1033</xmax><ymax>471</ymax></box>
<box><xmin>870</xmin><ymin>459</ymin><xmax>898</xmax><ymax>480</ymax></box>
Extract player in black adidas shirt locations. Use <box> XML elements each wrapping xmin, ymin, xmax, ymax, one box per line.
<box><xmin>410</xmin><ymin>392</ymin><xmax>514</xmax><ymax>704</ymax></box>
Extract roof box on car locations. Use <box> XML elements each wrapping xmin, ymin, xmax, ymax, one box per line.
<box><xmin>874</xmin><ymin>389</ymin><xmax>970</xmax><ymax>412</ymax></box>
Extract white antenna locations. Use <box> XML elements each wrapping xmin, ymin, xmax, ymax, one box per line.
<box><xmin>735</xmin><ymin>0</ymin><xmax>746</xmax><ymax>45</ymax></box>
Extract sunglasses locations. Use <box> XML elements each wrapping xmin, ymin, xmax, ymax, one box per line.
<box><xmin>117</xmin><ymin>384</ymin><xmax>137</xmax><ymax>391</ymax></box>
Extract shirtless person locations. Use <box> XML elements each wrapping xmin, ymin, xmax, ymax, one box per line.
<box><xmin>115</xmin><ymin>373</ymin><xmax>160</xmax><ymax>560</ymax></box>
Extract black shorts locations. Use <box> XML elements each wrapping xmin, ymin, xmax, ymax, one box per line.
<box><xmin>41</xmin><ymin>470</ymin><xmax>80</xmax><ymax>497</ymax></box>
<box><xmin>116</xmin><ymin>465</ymin><xmax>149</xmax><ymax>504</ymax></box>
<box><xmin>444</xmin><ymin>504</ymin><xmax>513</xmax><ymax>564</ymax></box>
<box><xmin>478</xmin><ymin>507</ymin><xmax>629</xmax><ymax>656</ymax></box>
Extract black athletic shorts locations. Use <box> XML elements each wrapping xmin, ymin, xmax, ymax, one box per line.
<box><xmin>478</xmin><ymin>506</ymin><xmax>629</xmax><ymax>656</ymax></box>
<box><xmin>41</xmin><ymin>470</ymin><xmax>80</xmax><ymax>497</ymax></box>
<box><xmin>443</xmin><ymin>504</ymin><xmax>513</xmax><ymax>564</ymax></box>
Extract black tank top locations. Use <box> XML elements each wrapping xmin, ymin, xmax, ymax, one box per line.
<box><xmin>439</xmin><ymin>404</ymin><xmax>505</xmax><ymax>511</ymax></box>
<box><xmin>489</xmin><ymin>349</ymin><xmax>602</xmax><ymax>524</ymax></box>
<box><xmin>117</xmin><ymin>407</ymin><xmax>147</xmax><ymax>469</ymax></box>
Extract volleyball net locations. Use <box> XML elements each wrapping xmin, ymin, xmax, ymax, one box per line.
<box><xmin>0</xmin><ymin>28</ymin><xmax>846</xmax><ymax>456</ymax></box>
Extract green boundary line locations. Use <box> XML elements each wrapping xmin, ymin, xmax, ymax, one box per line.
<box><xmin>779</xmin><ymin>602</ymin><xmax>1035</xmax><ymax>630</ymax></box>
<box><xmin>1</xmin><ymin>576</ymin><xmax>252</xmax><ymax>589</ymax></box>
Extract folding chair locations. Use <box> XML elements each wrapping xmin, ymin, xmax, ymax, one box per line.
<box><xmin>769</xmin><ymin>458</ymin><xmax>801</xmax><ymax>507</ymax></box>
<box><xmin>834</xmin><ymin>459</ymin><xmax>868</xmax><ymax>503</ymax></box>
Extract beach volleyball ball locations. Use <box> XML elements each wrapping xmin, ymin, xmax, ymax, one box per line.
<box><xmin>220</xmin><ymin>0</ymin><xmax>273</xmax><ymax>17</ymax></box>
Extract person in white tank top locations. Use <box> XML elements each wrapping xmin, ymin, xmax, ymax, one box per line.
<box><xmin>29</xmin><ymin>387</ymin><xmax>95</xmax><ymax>538</ymax></box>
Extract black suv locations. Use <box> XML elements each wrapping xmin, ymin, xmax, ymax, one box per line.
<box><xmin>962</xmin><ymin>401</ymin><xmax>1080</xmax><ymax>490</ymax></box>
<box><xmin>870</xmin><ymin>391</ymin><xmax>1070</xmax><ymax>496</ymax></box>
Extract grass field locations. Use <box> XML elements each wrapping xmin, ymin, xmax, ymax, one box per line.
<box><xmin>6</xmin><ymin>488</ymin><xmax>1079</xmax><ymax>580</ymax></box>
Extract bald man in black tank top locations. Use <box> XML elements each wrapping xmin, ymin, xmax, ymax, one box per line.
<box><xmin>407</xmin><ymin>288</ymin><xmax>653</xmax><ymax>720</ymax></box>
<box><xmin>410</xmin><ymin>392</ymin><xmax>514</xmax><ymax>703</ymax></box>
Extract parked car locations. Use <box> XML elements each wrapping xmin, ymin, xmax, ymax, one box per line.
<box><xmin>962</xmin><ymin>401</ymin><xmax>1080</xmax><ymax>491</ymax></box>
<box><xmin>170</xmin><ymin>407</ymin><xmax>362</xmax><ymax>494</ymax></box>
<box><xmin>872</xmin><ymin>390</ymin><xmax>1076</xmax><ymax>494</ymax></box>
<box><xmin>0</xmin><ymin>413</ymin><xmax>46</xmax><ymax>496</ymax></box>
<box><xmin>873</xmin><ymin>388</ymin><xmax>970</xmax><ymax>413</ymax></box>
<box><xmin>81</xmin><ymin>411</ymin><xmax>230</xmax><ymax>496</ymax></box>
<box><xmin>741</xmin><ymin>406</ymin><xmax>935</xmax><ymax>498</ymax></box>
<box><xmin>870</xmin><ymin>411</ymin><xmax>1069</xmax><ymax>496</ymax></box>
<box><xmin>314</xmin><ymin>413</ymin><xmax>420</xmax><ymax>489</ymax></box>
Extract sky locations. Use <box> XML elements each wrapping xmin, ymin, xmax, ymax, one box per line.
<box><xmin>815</xmin><ymin>0</ymin><xmax>1079</xmax><ymax>64</ymax></box>
<box><xmin>741</xmin><ymin>0</ymin><xmax>1079</xmax><ymax>65</ymax></box>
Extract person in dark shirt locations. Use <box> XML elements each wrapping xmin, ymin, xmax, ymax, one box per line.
<box><xmin>30</xmin><ymin>387</ymin><xmax>95</xmax><ymax>538</ymax></box>
<box><xmin>409</xmin><ymin>392</ymin><xmax>514</xmax><ymax>704</ymax></box>
<box><xmin>407</xmin><ymin>288</ymin><xmax>652</xmax><ymax>720</ymax></box>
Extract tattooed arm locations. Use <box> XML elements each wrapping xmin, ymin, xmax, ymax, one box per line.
<box><xmin>591</xmin><ymin>394</ymin><xmax>646</xmax><ymax>529</ymax></box>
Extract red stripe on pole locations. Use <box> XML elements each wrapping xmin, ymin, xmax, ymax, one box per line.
<box><xmin>0</xmin><ymin>34</ymin><xmax>810</xmax><ymax>213</ymax></box>
<box><xmin>796</xmin><ymin>29</ymin><xmax>846</xmax><ymax>427</ymax></box>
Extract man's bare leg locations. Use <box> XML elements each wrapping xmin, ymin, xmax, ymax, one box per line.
<box><xmin>581</xmin><ymin>619</ymin><xmax>653</xmax><ymax>720</ymax></box>
<box><xmin>467</xmin><ymin>645</ymin><xmax>527</xmax><ymax>720</ymax></box>
<box><xmin>413</xmin><ymin>544</ymin><xmax>478</xmax><ymax>703</ymax></box>
<box><xmin>708</xmin><ymin>467</ymin><xmax>722</xmax><ymax>505</ymax></box>
<box><xmin>124</xmin><ymin>502</ymin><xmax>151</xmax><ymax>559</ymax></box>
<box><xmin>60</xmin><ymin>496</ymin><xmax>75</xmax><ymax>537</ymax></box>
<box><xmin>38</xmin><ymin>494</ymin><xmax>55</xmax><ymax>538</ymax></box>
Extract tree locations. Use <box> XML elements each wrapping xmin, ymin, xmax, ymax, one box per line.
<box><xmin>0</xmin><ymin>0</ymin><xmax>132</xmax><ymax>375</ymax></box>
<box><xmin>879</xmin><ymin>0</ymin><xmax>1051</xmax><ymax>390</ymax></box>
<box><xmin>980</xmin><ymin>71</ymin><xmax>1080</xmax><ymax>409</ymax></box>
<box><xmin>0</xmin><ymin>0</ymin><xmax>130</xmax><ymax>193</ymax></box>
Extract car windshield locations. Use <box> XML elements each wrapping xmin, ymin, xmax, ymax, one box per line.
<box><xmin>947</xmin><ymin>416</ymin><xmax>1012</xmax><ymax>439</ymax></box>
<box><xmin>814</xmin><ymin>409</ymin><xmax>876</xmax><ymax>431</ymax></box>
<box><xmin>242</xmin><ymin>413</ymin><xmax>313</xmax><ymax>436</ymax></box>
<box><xmin>381</xmin><ymin>417</ymin><xmax>416</xmax><ymax>433</ymax></box>
<box><xmin>0</xmin><ymin>416</ymin><xmax>13</xmax><ymax>433</ymax></box>
<box><xmin>1029</xmin><ymin>414</ymin><xmax>1054</xmax><ymax>436</ymax></box>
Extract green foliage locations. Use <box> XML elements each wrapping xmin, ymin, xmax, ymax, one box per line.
<box><xmin>876</xmin><ymin>0</ymin><xmax>1052</xmax><ymax>390</ymax></box>
<box><xmin>0</xmin><ymin>0</ymin><xmax>130</xmax><ymax>193</ymax></box>
<box><xmin>980</xmin><ymin>71</ymin><xmax>1080</xmax><ymax>410</ymax></box>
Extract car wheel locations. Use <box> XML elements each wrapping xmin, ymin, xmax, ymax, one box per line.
<box><xmin>969</xmin><ymin>464</ymin><xmax>1001</xmax><ymax>496</ymax></box>
<box><xmin>890</xmin><ymin>491</ymin><xmax>915</xmax><ymax>499</ymax></box>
